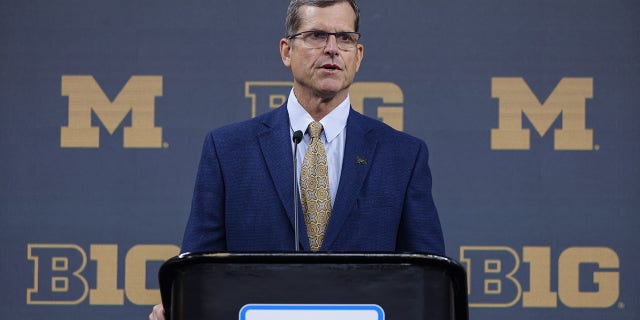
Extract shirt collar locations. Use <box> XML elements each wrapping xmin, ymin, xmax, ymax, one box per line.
<box><xmin>287</xmin><ymin>88</ymin><xmax>350</xmax><ymax>143</ymax></box>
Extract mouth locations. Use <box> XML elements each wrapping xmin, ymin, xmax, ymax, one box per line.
<box><xmin>320</xmin><ymin>63</ymin><xmax>342</xmax><ymax>71</ymax></box>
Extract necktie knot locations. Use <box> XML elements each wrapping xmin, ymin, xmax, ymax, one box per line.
<box><xmin>307</xmin><ymin>121</ymin><xmax>323</xmax><ymax>139</ymax></box>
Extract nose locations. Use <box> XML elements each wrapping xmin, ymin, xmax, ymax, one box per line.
<box><xmin>324</xmin><ymin>34</ymin><xmax>339</xmax><ymax>55</ymax></box>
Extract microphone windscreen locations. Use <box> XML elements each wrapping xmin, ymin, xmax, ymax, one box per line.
<box><xmin>293</xmin><ymin>130</ymin><xmax>303</xmax><ymax>143</ymax></box>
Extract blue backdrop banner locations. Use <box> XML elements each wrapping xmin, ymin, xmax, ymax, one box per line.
<box><xmin>1</xmin><ymin>0</ymin><xmax>638</xmax><ymax>319</ymax></box>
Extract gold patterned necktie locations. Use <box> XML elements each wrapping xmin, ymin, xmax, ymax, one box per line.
<box><xmin>300</xmin><ymin>121</ymin><xmax>332</xmax><ymax>251</ymax></box>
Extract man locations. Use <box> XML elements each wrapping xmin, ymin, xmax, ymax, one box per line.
<box><xmin>150</xmin><ymin>0</ymin><xmax>443</xmax><ymax>318</ymax></box>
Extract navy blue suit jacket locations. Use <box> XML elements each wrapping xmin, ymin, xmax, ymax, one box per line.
<box><xmin>181</xmin><ymin>104</ymin><xmax>445</xmax><ymax>255</ymax></box>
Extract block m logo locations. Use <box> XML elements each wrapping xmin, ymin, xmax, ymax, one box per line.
<box><xmin>60</xmin><ymin>76</ymin><xmax>163</xmax><ymax>148</ymax></box>
<box><xmin>491</xmin><ymin>77</ymin><xmax>593</xmax><ymax>150</ymax></box>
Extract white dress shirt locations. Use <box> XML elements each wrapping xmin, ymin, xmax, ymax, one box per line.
<box><xmin>287</xmin><ymin>89</ymin><xmax>349</xmax><ymax>206</ymax></box>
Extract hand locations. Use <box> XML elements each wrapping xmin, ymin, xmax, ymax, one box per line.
<box><xmin>148</xmin><ymin>304</ymin><xmax>165</xmax><ymax>320</ymax></box>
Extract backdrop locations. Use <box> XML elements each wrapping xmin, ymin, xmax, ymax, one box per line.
<box><xmin>1</xmin><ymin>0</ymin><xmax>638</xmax><ymax>319</ymax></box>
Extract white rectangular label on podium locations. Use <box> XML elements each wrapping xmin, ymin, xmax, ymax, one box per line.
<box><xmin>239</xmin><ymin>304</ymin><xmax>385</xmax><ymax>320</ymax></box>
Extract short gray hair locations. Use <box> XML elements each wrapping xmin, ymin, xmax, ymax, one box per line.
<box><xmin>285</xmin><ymin>0</ymin><xmax>360</xmax><ymax>36</ymax></box>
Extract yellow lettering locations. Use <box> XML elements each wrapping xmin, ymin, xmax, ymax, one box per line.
<box><xmin>245</xmin><ymin>81</ymin><xmax>404</xmax><ymax>130</ymax></box>
<box><xmin>522</xmin><ymin>246</ymin><xmax>557</xmax><ymax>307</ymax></box>
<box><xmin>27</xmin><ymin>244</ymin><xmax>89</xmax><ymax>305</ymax></box>
<box><xmin>350</xmin><ymin>82</ymin><xmax>404</xmax><ymax>131</ymax></box>
<box><xmin>245</xmin><ymin>81</ymin><xmax>293</xmax><ymax>117</ymax></box>
<box><xmin>89</xmin><ymin>245</ymin><xmax>124</xmax><ymax>305</ymax></box>
<box><xmin>491</xmin><ymin>77</ymin><xmax>593</xmax><ymax>150</ymax></box>
<box><xmin>60</xmin><ymin>75</ymin><xmax>163</xmax><ymax>148</ymax></box>
<box><xmin>124</xmin><ymin>244</ymin><xmax>179</xmax><ymax>305</ymax></box>
<box><xmin>460</xmin><ymin>246</ymin><xmax>522</xmax><ymax>307</ymax></box>
<box><xmin>558</xmin><ymin>247</ymin><xmax>619</xmax><ymax>308</ymax></box>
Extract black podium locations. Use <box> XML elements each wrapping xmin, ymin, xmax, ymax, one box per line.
<box><xmin>159</xmin><ymin>252</ymin><xmax>468</xmax><ymax>320</ymax></box>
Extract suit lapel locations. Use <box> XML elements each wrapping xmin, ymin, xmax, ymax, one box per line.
<box><xmin>257</xmin><ymin>105</ymin><xmax>310</xmax><ymax>250</ymax></box>
<box><xmin>322</xmin><ymin>109</ymin><xmax>377</xmax><ymax>250</ymax></box>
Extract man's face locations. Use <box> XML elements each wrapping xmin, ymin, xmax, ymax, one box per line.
<box><xmin>280</xmin><ymin>2</ymin><xmax>364</xmax><ymax>101</ymax></box>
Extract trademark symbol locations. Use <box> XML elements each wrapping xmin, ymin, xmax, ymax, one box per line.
<box><xmin>618</xmin><ymin>302</ymin><xmax>625</xmax><ymax>309</ymax></box>
<box><xmin>163</xmin><ymin>142</ymin><xmax>169</xmax><ymax>148</ymax></box>
<box><xmin>594</xmin><ymin>144</ymin><xmax>600</xmax><ymax>151</ymax></box>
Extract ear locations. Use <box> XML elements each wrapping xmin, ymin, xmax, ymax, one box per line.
<box><xmin>354</xmin><ymin>43</ymin><xmax>364</xmax><ymax>72</ymax></box>
<box><xmin>280</xmin><ymin>38</ymin><xmax>292</xmax><ymax>68</ymax></box>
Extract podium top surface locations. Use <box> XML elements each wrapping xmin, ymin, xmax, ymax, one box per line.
<box><xmin>161</xmin><ymin>251</ymin><xmax>464</xmax><ymax>267</ymax></box>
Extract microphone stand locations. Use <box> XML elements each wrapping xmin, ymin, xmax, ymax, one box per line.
<box><xmin>292</xmin><ymin>130</ymin><xmax>303</xmax><ymax>251</ymax></box>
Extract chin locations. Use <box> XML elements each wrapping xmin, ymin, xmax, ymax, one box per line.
<box><xmin>315</xmin><ymin>87</ymin><xmax>346</xmax><ymax>100</ymax></box>
<box><xmin>315</xmin><ymin>83</ymin><xmax>347</xmax><ymax>96</ymax></box>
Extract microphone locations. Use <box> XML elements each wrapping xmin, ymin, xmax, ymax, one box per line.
<box><xmin>292</xmin><ymin>130</ymin><xmax>303</xmax><ymax>251</ymax></box>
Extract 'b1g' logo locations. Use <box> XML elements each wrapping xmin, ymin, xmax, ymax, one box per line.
<box><xmin>27</xmin><ymin>244</ymin><xmax>178</xmax><ymax>305</ymax></box>
<box><xmin>245</xmin><ymin>81</ymin><xmax>404</xmax><ymax>131</ymax></box>
<box><xmin>460</xmin><ymin>246</ymin><xmax>620</xmax><ymax>308</ymax></box>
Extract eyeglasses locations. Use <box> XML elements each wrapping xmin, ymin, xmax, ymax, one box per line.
<box><xmin>287</xmin><ymin>31</ymin><xmax>361</xmax><ymax>50</ymax></box>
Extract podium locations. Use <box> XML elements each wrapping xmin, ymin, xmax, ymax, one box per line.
<box><xmin>159</xmin><ymin>252</ymin><xmax>468</xmax><ymax>320</ymax></box>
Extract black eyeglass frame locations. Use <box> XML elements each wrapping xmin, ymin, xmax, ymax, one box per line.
<box><xmin>286</xmin><ymin>30</ymin><xmax>362</xmax><ymax>49</ymax></box>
